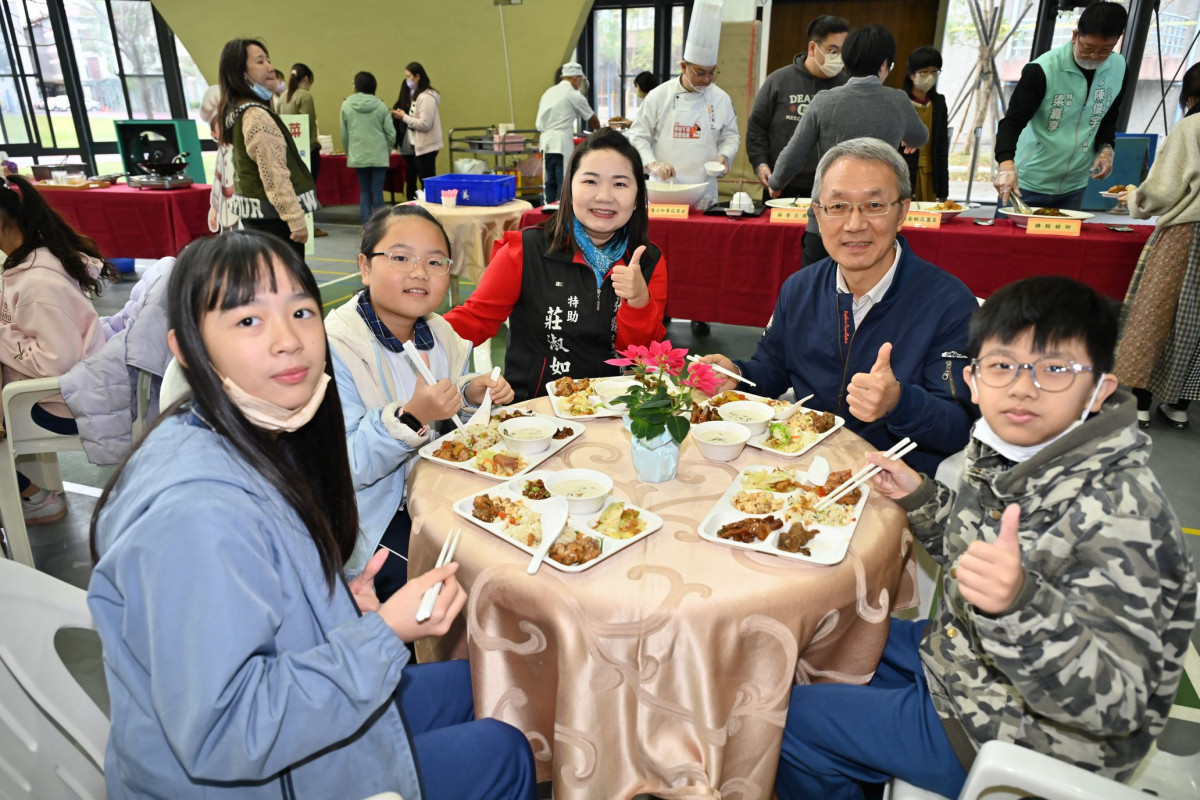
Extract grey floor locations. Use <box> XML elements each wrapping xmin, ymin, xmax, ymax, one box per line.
<box><xmin>22</xmin><ymin>203</ymin><xmax>1200</xmax><ymax>787</ymax></box>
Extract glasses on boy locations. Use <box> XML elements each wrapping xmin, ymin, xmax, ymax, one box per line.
<box><xmin>971</xmin><ymin>356</ymin><xmax>1096</xmax><ymax>392</ymax></box>
<box><xmin>368</xmin><ymin>251</ymin><xmax>453</xmax><ymax>275</ymax></box>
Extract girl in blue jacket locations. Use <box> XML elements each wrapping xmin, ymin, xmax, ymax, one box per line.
<box><xmin>87</xmin><ymin>231</ymin><xmax>535</xmax><ymax>800</ymax></box>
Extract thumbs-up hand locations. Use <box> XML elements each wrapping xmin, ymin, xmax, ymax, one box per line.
<box><xmin>611</xmin><ymin>245</ymin><xmax>651</xmax><ymax>308</ymax></box>
<box><xmin>846</xmin><ymin>342</ymin><xmax>902</xmax><ymax>423</ymax></box>
<box><xmin>956</xmin><ymin>504</ymin><xmax>1026</xmax><ymax>615</ymax></box>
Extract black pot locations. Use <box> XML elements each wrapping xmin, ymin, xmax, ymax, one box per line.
<box><xmin>137</xmin><ymin>161</ymin><xmax>190</xmax><ymax>176</ymax></box>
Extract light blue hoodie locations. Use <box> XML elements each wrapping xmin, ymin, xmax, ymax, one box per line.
<box><xmin>88</xmin><ymin>413</ymin><xmax>424</xmax><ymax>799</ymax></box>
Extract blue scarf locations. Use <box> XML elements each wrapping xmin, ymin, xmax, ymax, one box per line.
<box><xmin>573</xmin><ymin>218</ymin><xmax>629</xmax><ymax>288</ymax></box>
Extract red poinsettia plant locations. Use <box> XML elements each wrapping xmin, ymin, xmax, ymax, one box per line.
<box><xmin>605</xmin><ymin>340</ymin><xmax>723</xmax><ymax>444</ymax></box>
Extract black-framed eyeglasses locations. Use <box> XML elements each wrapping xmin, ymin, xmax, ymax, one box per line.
<box><xmin>367</xmin><ymin>251</ymin><xmax>453</xmax><ymax>275</ymax></box>
<box><xmin>817</xmin><ymin>200</ymin><xmax>902</xmax><ymax>218</ymax></box>
<box><xmin>971</xmin><ymin>356</ymin><xmax>1096</xmax><ymax>392</ymax></box>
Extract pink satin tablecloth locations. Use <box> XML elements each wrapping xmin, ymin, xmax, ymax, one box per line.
<box><xmin>407</xmin><ymin>397</ymin><xmax>917</xmax><ymax>798</ymax></box>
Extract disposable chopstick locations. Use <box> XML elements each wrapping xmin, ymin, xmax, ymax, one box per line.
<box><xmin>687</xmin><ymin>354</ymin><xmax>757</xmax><ymax>388</ymax></box>
<box><xmin>415</xmin><ymin>528</ymin><xmax>462</xmax><ymax>622</ymax></box>
<box><xmin>817</xmin><ymin>437</ymin><xmax>912</xmax><ymax>505</ymax></box>
<box><xmin>402</xmin><ymin>340</ymin><xmax>464</xmax><ymax>431</ymax></box>
<box><xmin>816</xmin><ymin>441</ymin><xmax>920</xmax><ymax>510</ymax></box>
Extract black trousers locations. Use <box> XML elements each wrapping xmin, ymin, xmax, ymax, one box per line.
<box><xmin>414</xmin><ymin>150</ymin><xmax>439</xmax><ymax>184</ymax></box>
<box><xmin>374</xmin><ymin>504</ymin><xmax>413</xmax><ymax>602</ymax></box>
<box><xmin>241</xmin><ymin>217</ymin><xmax>305</xmax><ymax>262</ymax></box>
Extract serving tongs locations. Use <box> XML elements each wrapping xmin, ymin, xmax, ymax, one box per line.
<box><xmin>1008</xmin><ymin>189</ymin><xmax>1034</xmax><ymax>215</ymax></box>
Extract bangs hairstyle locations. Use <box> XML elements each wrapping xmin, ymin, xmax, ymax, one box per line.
<box><xmin>89</xmin><ymin>231</ymin><xmax>359</xmax><ymax>590</ymax></box>
<box><xmin>360</xmin><ymin>203</ymin><xmax>453</xmax><ymax>257</ymax></box>
<box><xmin>547</xmin><ymin>127</ymin><xmax>650</xmax><ymax>255</ymax></box>
<box><xmin>968</xmin><ymin>276</ymin><xmax>1119</xmax><ymax>374</ymax></box>
<box><xmin>217</xmin><ymin>38</ymin><xmax>269</xmax><ymax>146</ymax></box>
<box><xmin>902</xmin><ymin>46</ymin><xmax>943</xmax><ymax>95</ymax></box>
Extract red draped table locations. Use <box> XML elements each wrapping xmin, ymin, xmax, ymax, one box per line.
<box><xmin>519</xmin><ymin>208</ymin><xmax>1152</xmax><ymax>328</ymax></box>
<box><xmin>316</xmin><ymin>153</ymin><xmax>407</xmax><ymax>206</ymax></box>
<box><xmin>39</xmin><ymin>183</ymin><xmax>212</xmax><ymax>259</ymax></box>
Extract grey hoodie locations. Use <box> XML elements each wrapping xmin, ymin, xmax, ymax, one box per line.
<box><xmin>746</xmin><ymin>55</ymin><xmax>847</xmax><ymax>195</ymax></box>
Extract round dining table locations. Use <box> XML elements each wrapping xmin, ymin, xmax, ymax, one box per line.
<box><xmin>407</xmin><ymin>396</ymin><xmax>917</xmax><ymax>799</ymax></box>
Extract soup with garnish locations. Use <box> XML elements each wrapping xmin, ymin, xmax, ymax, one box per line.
<box><xmin>553</xmin><ymin>479</ymin><xmax>606</xmax><ymax>498</ymax></box>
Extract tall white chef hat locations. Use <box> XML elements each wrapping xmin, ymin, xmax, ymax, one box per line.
<box><xmin>683</xmin><ymin>0</ymin><xmax>723</xmax><ymax>67</ymax></box>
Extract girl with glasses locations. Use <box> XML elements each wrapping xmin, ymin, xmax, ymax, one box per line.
<box><xmin>327</xmin><ymin>205</ymin><xmax>511</xmax><ymax>599</ymax></box>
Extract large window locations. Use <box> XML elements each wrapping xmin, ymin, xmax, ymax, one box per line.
<box><xmin>581</xmin><ymin>1</ymin><xmax>688</xmax><ymax>123</ymax></box>
<box><xmin>0</xmin><ymin>0</ymin><xmax>201</xmax><ymax>174</ymax></box>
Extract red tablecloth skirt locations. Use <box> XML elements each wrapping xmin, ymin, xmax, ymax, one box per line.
<box><xmin>316</xmin><ymin>153</ymin><xmax>406</xmax><ymax>206</ymax></box>
<box><xmin>519</xmin><ymin>208</ymin><xmax>1151</xmax><ymax>328</ymax></box>
<box><xmin>40</xmin><ymin>183</ymin><xmax>212</xmax><ymax>259</ymax></box>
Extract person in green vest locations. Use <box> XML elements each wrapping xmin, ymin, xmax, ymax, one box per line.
<box><xmin>993</xmin><ymin>1</ymin><xmax>1127</xmax><ymax>211</ymax></box>
<box><xmin>217</xmin><ymin>38</ymin><xmax>320</xmax><ymax>261</ymax></box>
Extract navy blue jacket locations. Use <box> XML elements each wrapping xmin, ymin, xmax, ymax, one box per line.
<box><xmin>736</xmin><ymin>236</ymin><xmax>977</xmax><ymax>474</ymax></box>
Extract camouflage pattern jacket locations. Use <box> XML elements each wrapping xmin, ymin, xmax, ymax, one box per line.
<box><xmin>898</xmin><ymin>390</ymin><xmax>1196</xmax><ymax>780</ymax></box>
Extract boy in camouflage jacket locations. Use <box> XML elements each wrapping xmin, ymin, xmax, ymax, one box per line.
<box><xmin>776</xmin><ymin>276</ymin><xmax>1196</xmax><ymax>799</ymax></box>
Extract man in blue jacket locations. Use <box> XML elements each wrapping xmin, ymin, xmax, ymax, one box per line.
<box><xmin>703</xmin><ymin>137</ymin><xmax>977</xmax><ymax>474</ymax></box>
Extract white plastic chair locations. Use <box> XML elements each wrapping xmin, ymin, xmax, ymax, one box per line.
<box><xmin>886</xmin><ymin>739</ymin><xmax>1200</xmax><ymax>799</ymax></box>
<box><xmin>0</xmin><ymin>378</ymin><xmax>85</xmax><ymax>566</ymax></box>
<box><xmin>0</xmin><ymin>558</ymin><xmax>108</xmax><ymax>799</ymax></box>
<box><xmin>158</xmin><ymin>357</ymin><xmax>190</xmax><ymax>413</ymax></box>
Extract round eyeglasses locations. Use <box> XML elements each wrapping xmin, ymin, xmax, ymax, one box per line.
<box><xmin>685</xmin><ymin>64</ymin><xmax>719</xmax><ymax>79</ymax></box>
<box><xmin>971</xmin><ymin>356</ymin><xmax>1096</xmax><ymax>392</ymax></box>
<box><xmin>368</xmin><ymin>251</ymin><xmax>453</xmax><ymax>275</ymax></box>
<box><xmin>817</xmin><ymin>200</ymin><xmax>902</xmax><ymax>218</ymax></box>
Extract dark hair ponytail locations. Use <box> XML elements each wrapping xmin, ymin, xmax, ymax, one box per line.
<box><xmin>286</xmin><ymin>62</ymin><xmax>313</xmax><ymax>103</ymax></box>
<box><xmin>89</xmin><ymin>231</ymin><xmax>359</xmax><ymax>591</ymax></box>
<box><xmin>0</xmin><ymin>175</ymin><xmax>117</xmax><ymax>294</ymax></box>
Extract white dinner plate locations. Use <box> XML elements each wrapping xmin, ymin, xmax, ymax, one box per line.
<box><xmin>418</xmin><ymin>411</ymin><xmax>584</xmax><ymax>480</ymax></box>
<box><xmin>453</xmin><ymin>470</ymin><xmax>663</xmax><ymax>572</ymax></box>
<box><xmin>697</xmin><ymin>464</ymin><xmax>869</xmax><ymax>565</ymax></box>
<box><xmin>765</xmin><ymin>197</ymin><xmax>812</xmax><ymax>209</ymax></box>
<box><xmin>911</xmin><ymin>201</ymin><xmax>967</xmax><ymax>219</ymax></box>
<box><xmin>999</xmin><ymin>207</ymin><xmax>1094</xmax><ymax>228</ymax></box>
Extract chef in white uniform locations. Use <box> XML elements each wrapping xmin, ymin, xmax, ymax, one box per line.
<box><xmin>536</xmin><ymin>62</ymin><xmax>600</xmax><ymax>204</ymax></box>
<box><xmin>628</xmin><ymin>0</ymin><xmax>739</xmax><ymax>210</ymax></box>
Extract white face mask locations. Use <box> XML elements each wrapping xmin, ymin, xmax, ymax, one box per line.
<box><xmin>221</xmin><ymin>372</ymin><xmax>331</xmax><ymax>433</ymax></box>
<box><xmin>1075</xmin><ymin>56</ymin><xmax>1106</xmax><ymax>71</ymax></box>
<box><xmin>816</xmin><ymin>47</ymin><xmax>843</xmax><ymax>78</ymax></box>
<box><xmin>969</xmin><ymin>373</ymin><xmax>1108</xmax><ymax>463</ymax></box>
<box><xmin>913</xmin><ymin>74</ymin><xmax>938</xmax><ymax>92</ymax></box>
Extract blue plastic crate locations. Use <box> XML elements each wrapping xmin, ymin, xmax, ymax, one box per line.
<box><xmin>424</xmin><ymin>174</ymin><xmax>516</xmax><ymax>206</ymax></box>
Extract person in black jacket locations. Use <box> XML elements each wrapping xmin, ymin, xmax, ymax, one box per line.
<box><xmin>901</xmin><ymin>46</ymin><xmax>950</xmax><ymax>203</ymax></box>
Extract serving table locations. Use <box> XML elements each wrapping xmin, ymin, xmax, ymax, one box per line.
<box><xmin>39</xmin><ymin>183</ymin><xmax>211</xmax><ymax>259</ymax></box>
<box><xmin>407</xmin><ymin>396</ymin><xmax>916</xmax><ymax>798</ymax></box>
<box><xmin>518</xmin><ymin>208</ymin><xmax>1152</xmax><ymax>328</ymax></box>
<box><xmin>315</xmin><ymin>152</ymin><xmax>406</xmax><ymax>206</ymax></box>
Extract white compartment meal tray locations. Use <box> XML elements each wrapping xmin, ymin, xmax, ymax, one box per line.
<box><xmin>697</xmin><ymin>463</ymin><xmax>869</xmax><ymax>565</ymax></box>
<box><xmin>453</xmin><ymin>469</ymin><xmax>663</xmax><ymax>572</ymax></box>
<box><xmin>418</xmin><ymin>411</ymin><xmax>584</xmax><ymax>480</ymax></box>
